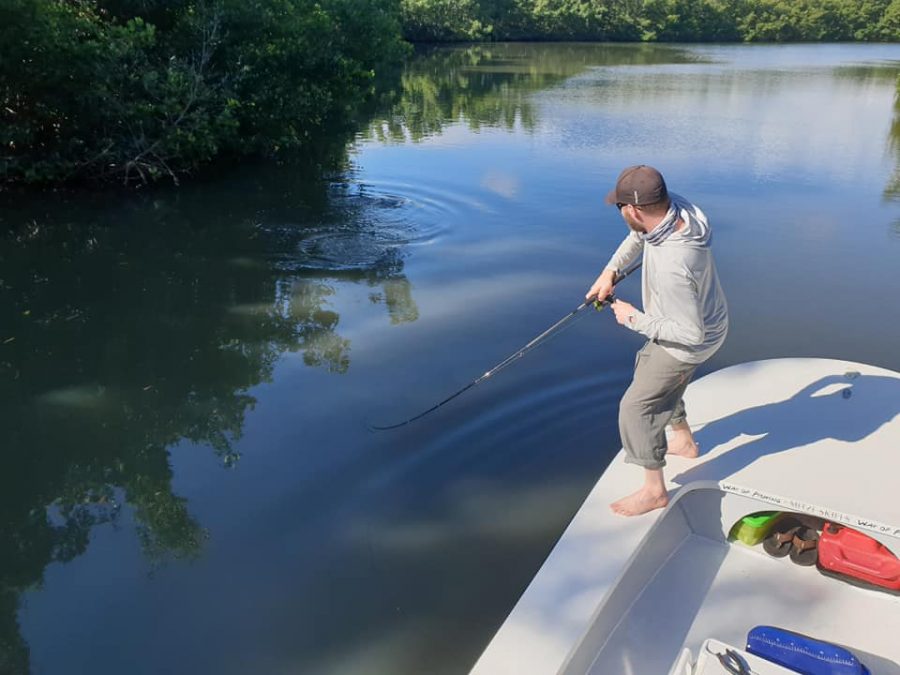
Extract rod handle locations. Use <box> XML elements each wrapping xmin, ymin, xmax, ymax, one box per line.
<box><xmin>593</xmin><ymin>293</ymin><xmax>617</xmax><ymax>311</ymax></box>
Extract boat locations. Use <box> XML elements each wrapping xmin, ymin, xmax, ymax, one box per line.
<box><xmin>469</xmin><ymin>358</ymin><xmax>900</xmax><ymax>674</ymax></box>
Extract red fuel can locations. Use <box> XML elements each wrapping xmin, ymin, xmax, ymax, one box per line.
<box><xmin>817</xmin><ymin>522</ymin><xmax>900</xmax><ymax>593</ymax></box>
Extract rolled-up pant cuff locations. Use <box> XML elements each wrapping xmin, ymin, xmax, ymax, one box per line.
<box><xmin>618</xmin><ymin>341</ymin><xmax>697</xmax><ymax>471</ymax></box>
<box><xmin>623</xmin><ymin>453</ymin><xmax>666</xmax><ymax>470</ymax></box>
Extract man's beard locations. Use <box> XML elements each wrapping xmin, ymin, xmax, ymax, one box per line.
<box><xmin>624</xmin><ymin>213</ymin><xmax>644</xmax><ymax>233</ymax></box>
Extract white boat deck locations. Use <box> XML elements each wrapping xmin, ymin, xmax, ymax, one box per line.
<box><xmin>581</xmin><ymin>520</ymin><xmax>900</xmax><ymax>674</ymax></box>
<box><xmin>470</xmin><ymin>358</ymin><xmax>900</xmax><ymax>675</ymax></box>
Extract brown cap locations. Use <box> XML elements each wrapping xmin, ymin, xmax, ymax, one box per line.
<box><xmin>604</xmin><ymin>165</ymin><xmax>668</xmax><ymax>206</ymax></box>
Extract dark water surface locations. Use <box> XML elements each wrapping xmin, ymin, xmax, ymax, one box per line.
<box><xmin>3</xmin><ymin>43</ymin><xmax>900</xmax><ymax>674</ymax></box>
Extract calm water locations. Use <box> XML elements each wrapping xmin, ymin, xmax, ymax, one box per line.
<box><xmin>2</xmin><ymin>43</ymin><xmax>900</xmax><ymax>675</ymax></box>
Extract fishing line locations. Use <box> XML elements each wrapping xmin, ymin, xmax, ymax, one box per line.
<box><xmin>370</xmin><ymin>261</ymin><xmax>642</xmax><ymax>431</ymax></box>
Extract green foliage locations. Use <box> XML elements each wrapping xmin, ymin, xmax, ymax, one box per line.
<box><xmin>0</xmin><ymin>0</ymin><xmax>407</xmax><ymax>186</ymax></box>
<box><xmin>478</xmin><ymin>0</ymin><xmax>542</xmax><ymax>39</ymax></box>
<box><xmin>640</xmin><ymin>0</ymin><xmax>740</xmax><ymax>42</ymax></box>
<box><xmin>737</xmin><ymin>0</ymin><xmax>855</xmax><ymax>42</ymax></box>
<box><xmin>6</xmin><ymin>0</ymin><xmax>900</xmax><ymax>186</ymax></box>
<box><xmin>530</xmin><ymin>0</ymin><xmax>618</xmax><ymax>40</ymax></box>
<box><xmin>399</xmin><ymin>0</ymin><xmax>900</xmax><ymax>43</ymax></box>
<box><xmin>401</xmin><ymin>0</ymin><xmax>489</xmax><ymax>41</ymax></box>
<box><xmin>870</xmin><ymin>0</ymin><xmax>900</xmax><ymax>40</ymax></box>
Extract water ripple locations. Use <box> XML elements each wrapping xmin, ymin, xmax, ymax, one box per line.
<box><xmin>263</xmin><ymin>179</ymin><xmax>487</xmax><ymax>273</ymax></box>
<box><xmin>431</xmin><ymin>366</ymin><xmax>628</xmax><ymax>453</ymax></box>
<box><xmin>367</xmin><ymin>363</ymin><xmax>632</xmax><ymax>491</ymax></box>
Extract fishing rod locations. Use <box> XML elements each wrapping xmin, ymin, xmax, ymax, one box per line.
<box><xmin>370</xmin><ymin>260</ymin><xmax>642</xmax><ymax>431</ymax></box>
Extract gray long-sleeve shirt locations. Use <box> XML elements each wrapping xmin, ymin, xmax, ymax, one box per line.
<box><xmin>606</xmin><ymin>194</ymin><xmax>728</xmax><ymax>364</ymax></box>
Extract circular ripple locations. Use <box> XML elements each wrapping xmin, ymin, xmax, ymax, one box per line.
<box><xmin>262</xmin><ymin>179</ymin><xmax>486</xmax><ymax>273</ymax></box>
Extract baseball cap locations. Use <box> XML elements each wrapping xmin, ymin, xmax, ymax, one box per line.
<box><xmin>604</xmin><ymin>165</ymin><xmax>668</xmax><ymax>206</ymax></box>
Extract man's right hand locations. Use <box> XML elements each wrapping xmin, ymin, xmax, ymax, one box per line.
<box><xmin>585</xmin><ymin>268</ymin><xmax>617</xmax><ymax>303</ymax></box>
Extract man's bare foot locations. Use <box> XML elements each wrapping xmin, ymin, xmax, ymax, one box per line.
<box><xmin>666</xmin><ymin>424</ymin><xmax>699</xmax><ymax>459</ymax></box>
<box><xmin>610</xmin><ymin>488</ymin><xmax>669</xmax><ymax>516</ymax></box>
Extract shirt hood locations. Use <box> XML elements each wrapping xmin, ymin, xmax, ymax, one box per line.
<box><xmin>665</xmin><ymin>192</ymin><xmax>711</xmax><ymax>247</ymax></box>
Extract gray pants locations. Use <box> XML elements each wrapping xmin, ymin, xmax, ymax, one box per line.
<box><xmin>619</xmin><ymin>341</ymin><xmax>697</xmax><ymax>470</ymax></box>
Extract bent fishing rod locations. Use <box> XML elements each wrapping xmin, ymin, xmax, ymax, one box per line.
<box><xmin>370</xmin><ymin>260</ymin><xmax>642</xmax><ymax>431</ymax></box>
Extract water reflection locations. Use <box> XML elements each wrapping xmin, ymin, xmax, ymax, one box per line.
<box><xmin>366</xmin><ymin>43</ymin><xmax>701</xmax><ymax>141</ymax></box>
<box><xmin>886</xmin><ymin>76</ymin><xmax>900</xmax><ymax>202</ymax></box>
<box><xmin>365</xmin><ymin>43</ymin><xmax>900</xmax><ymax>213</ymax></box>
<box><xmin>0</xmin><ymin>161</ymin><xmax>420</xmax><ymax>672</ymax></box>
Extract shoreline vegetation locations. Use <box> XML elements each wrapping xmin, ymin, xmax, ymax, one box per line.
<box><xmin>2</xmin><ymin>0</ymin><xmax>900</xmax><ymax>188</ymax></box>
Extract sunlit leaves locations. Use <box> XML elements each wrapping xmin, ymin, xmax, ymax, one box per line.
<box><xmin>400</xmin><ymin>0</ymin><xmax>900</xmax><ymax>43</ymax></box>
<box><xmin>1</xmin><ymin>0</ymin><xmax>406</xmax><ymax>186</ymax></box>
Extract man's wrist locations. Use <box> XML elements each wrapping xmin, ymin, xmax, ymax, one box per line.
<box><xmin>625</xmin><ymin>310</ymin><xmax>644</xmax><ymax>331</ymax></box>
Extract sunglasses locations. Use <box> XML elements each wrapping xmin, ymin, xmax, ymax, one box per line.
<box><xmin>617</xmin><ymin>202</ymin><xmax>642</xmax><ymax>212</ymax></box>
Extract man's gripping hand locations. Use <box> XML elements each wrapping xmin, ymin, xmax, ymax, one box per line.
<box><xmin>585</xmin><ymin>268</ymin><xmax>617</xmax><ymax>303</ymax></box>
<box><xmin>611</xmin><ymin>299</ymin><xmax>637</xmax><ymax>327</ymax></box>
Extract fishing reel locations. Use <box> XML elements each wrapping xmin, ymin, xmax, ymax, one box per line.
<box><xmin>592</xmin><ymin>294</ymin><xmax>616</xmax><ymax>311</ymax></box>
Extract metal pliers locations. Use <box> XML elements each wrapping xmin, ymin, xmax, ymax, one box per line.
<box><xmin>715</xmin><ymin>648</ymin><xmax>752</xmax><ymax>674</ymax></box>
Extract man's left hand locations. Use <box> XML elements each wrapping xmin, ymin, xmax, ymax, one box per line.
<box><xmin>611</xmin><ymin>299</ymin><xmax>637</xmax><ymax>327</ymax></box>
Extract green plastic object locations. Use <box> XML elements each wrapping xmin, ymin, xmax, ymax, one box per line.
<box><xmin>729</xmin><ymin>512</ymin><xmax>782</xmax><ymax>546</ymax></box>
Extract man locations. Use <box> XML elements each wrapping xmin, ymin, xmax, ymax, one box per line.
<box><xmin>585</xmin><ymin>165</ymin><xmax>728</xmax><ymax>516</ymax></box>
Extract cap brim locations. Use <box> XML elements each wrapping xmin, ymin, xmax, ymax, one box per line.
<box><xmin>603</xmin><ymin>188</ymin><xmax>618</xmax><ymax>205</ymax></box>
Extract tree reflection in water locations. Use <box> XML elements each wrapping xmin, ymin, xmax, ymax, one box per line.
<box><xmin>367</xmin><ymin>42</ymin><xmax>701</xmax><ymax>142</ymax></box>
<box><xmin>0</xmin><ymin>157</ymin><xmax>419</xmax><ymax>673</ymax></box>
<box><xmin>884</xmin><ymin>75</ymin><xmax>900</xmax><ymax>242</ymax></box>
<box><xmin>886</xmin><ymin>75</ymin><xmax>900</xmax><ymax>203</ymax></box>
